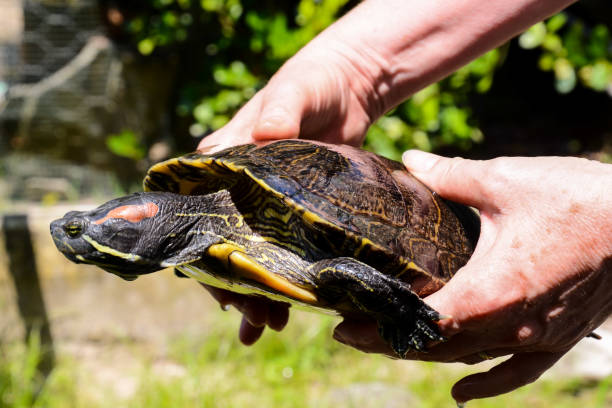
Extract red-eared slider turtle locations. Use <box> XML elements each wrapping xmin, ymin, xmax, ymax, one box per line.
<box><xmin>50</xmin><ymin>140</ymin><xmax>479</xmax><ymax>357</ymax></box>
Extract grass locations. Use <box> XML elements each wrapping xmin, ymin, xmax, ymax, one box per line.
<box><xmin>0</xmin><ymin>312</ymin><xmax>611</xmax><ymax>408</ymax></box>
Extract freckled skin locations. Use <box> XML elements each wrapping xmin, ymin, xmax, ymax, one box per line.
<box><xmin>333</xmin><ymin>154</ymin><xmax>612</xmax><ymax>402</ymax></box>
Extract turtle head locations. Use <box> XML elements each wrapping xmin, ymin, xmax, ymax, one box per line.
<box><xmin>50</xmin><ymin>192</ymin><xmax>198</xmax><ymax>281</ymax></box>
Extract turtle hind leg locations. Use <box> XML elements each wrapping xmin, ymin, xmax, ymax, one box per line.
<box><xmin>312</xmin><ymin>257</ymin><xmax>444</xmax><ymax>358</ymax></box>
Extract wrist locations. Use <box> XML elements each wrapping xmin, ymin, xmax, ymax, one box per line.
<box><xmin>314</xmin><ymin>0</ymin><xmax>577</xmax><ymax>116</ymax></box>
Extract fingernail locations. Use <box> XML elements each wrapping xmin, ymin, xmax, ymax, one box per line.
<box><xmin>402</xmin><ymin>150</ymin><xmax>439</xmax><ymax>173</ymax></box>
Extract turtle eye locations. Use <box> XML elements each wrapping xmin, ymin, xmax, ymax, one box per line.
<box><xmin>64</xmin><ymin>220</ymin><xmax>84</xmax><ymax>238</ymax></box>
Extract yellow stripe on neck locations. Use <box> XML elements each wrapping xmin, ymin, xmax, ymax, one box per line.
<box><xmin>82</xmin><ymin>235</ymin><xmax>143</xmax><ymax>262</ymax></box>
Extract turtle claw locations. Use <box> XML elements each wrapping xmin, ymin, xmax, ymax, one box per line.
<box><xmin>416</xmin><ymin>319</ymin><xmax>446</xmax><ymax>342</ymax></box>
<box><xmin>378</xmin><ymin>321</ymin><xmax>421</xmax><ymax>358</ymax></box>
<box><xmin>378</xmin><ymin>315</ymin><xmax>442</xmax><ymax>358</ymax></box>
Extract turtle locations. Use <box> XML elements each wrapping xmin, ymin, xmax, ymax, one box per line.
<box><xmin>50</xmin><ymin>140</ymin><xmax>479</xmax><ymax>357</ymax></box>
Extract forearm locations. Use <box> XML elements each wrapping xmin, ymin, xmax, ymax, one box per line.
<box><xmin>304</xmin><ymin>0</ymin><xmax>577</xmax><ymax>118</ymax></box>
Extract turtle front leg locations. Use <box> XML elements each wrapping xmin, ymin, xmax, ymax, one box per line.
<box><xmin>312</xmin><ymin>258</ymin><xmax>444</xmax><ymax>357</ymax></box>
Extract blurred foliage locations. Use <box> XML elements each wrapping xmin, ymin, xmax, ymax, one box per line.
<box><xmin>519</xmin><ymin>13</ymin><xmax>612</xmax><ymax>94</ymax></box>
<box><xmin>1</xmin><ymin>312</ymin><xmax>611</xmax><ymax>407</ymax></box>
<box><xmin>106</xmin><ymin>130</ymin><xmax>147</xmax><ymax>160</ymax></box>
<box><xmin>115</xmin><ymin>0</ymin><xmax>611</xmax><ymax>160</ymax></box>
<box><xmin>0</xmin><ymin>332</ymin><xmax>45</xmax><ymax>408</ymax></box>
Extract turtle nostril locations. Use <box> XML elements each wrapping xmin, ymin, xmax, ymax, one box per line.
<box><xmin>63</xmin><ymin>219</ymin><xmax>84</xmax><ymax>238</ymax></box>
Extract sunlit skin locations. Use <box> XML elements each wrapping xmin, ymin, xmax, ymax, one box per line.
<box><xmin>194</xmin><ymin>0</ymin><xmax>612</xmax><ymax>403</ymax></box>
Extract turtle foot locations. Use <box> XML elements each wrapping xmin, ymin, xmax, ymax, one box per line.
<box><xmin>378</xmin><ymin>305</ymin><xmax>445</xmax><ymax>358</ymax></box>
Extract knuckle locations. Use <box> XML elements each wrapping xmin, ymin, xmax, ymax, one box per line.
<box><xmin>481</xmin><ymin>158</ymin><xmax>514</xmax><ymax>194</ymax></box>
<box><xmin>436</xmin><ymin>156</ymin><xmax>494</xmax><ymax>203</ymax></box>
<box><xmin>438</xmin><ymin>156</ymin><xmax>469</xmax><ymax>181</ymax></box>
<box><xmin>516</xmin><ymin>326</ymin><xmax>536</xmax><ymax>345</ymax></box>
<box><xmin>514</xmin><ymin>321</ymin><xmax>544</xmax><ymax>346</ymax></box>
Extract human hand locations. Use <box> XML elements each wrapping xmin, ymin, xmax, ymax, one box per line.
<box><xmin>202</xmin><ymin>284</ymin><xmax>290</xmax><ymax>345</ymax></box>
<box><xmin>194</xmin><ymin>0</ymin><xmax>582</xmax><ymax>356</ymax></box>
<box><xmin>196</xmin><ymin>23</ymin><xmax>392</xmax><ymax>342</ymax></box>
<box><xmin>333</xmin><ymin>151</ymin><xmax>612</xmax><ymax>403</ymax></box>
<box><xmin>197</xmin><ymin>21</ymin><xmax>396</xmax><ymax>152</ymax></box>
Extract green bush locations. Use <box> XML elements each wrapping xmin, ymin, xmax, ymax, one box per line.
<box><xmin>118</xmin><ymin>1</ymin><xmax>611</xmax><ymax>159</ymax></box>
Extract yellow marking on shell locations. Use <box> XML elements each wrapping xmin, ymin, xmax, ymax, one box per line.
<box><xmin>153</xmin><ymin>155</ymin><xmax>339</xmax><ymax>235</ymax></box>
<box><xmin>431</xmin><ymin>192</ymin><xmax>441</xmax><ymax>240</ymax></box>
<box><xmin>180</xmin><ymin>156</ymin><xmax>214</xmax><ymax>167</ymax></box>
<box><xmin>395</xmin><ymin>260</ymin><xmax>428</xmax><ymax>278</ymax></box>
<box><xmin>219</xmin><ymin>160</ymin><xmax>243</xmax><ymax>173</ymax></box>
<box><xmin>354</xmin><ymin>236</ymin><xmax>376</xmax><ymax>257</ymax></box>
<box><xmin>183</xmin><ymin>156</ymin><xmax>242</xmax><ymax>176</ymax></box>
<box><xmin>82</xmin><ymin>235</ymin><xmax>143</xmax><ymax>262</ymax></box>
<box><xmin>145</xmin><ymin>156</ymin><xmax>225</xmax><ymax>194</ymax></box>
<box><xmin>176</xmin><ymin>212</ymin><xmax>245</xmax><ymax>228</ymax></box>
<box><xmin>407</xmin><ymin>237</ymin><xmax>433</xmax><ymax>258</ymax></box>
<box><xmin>289</xmin><ymin>149</ymin><xmax>318</xmax><ymax>166</ymax></box>
<box><xmin>207</xmin><ymin>243</ymin><xmax>317</xmax><ymax>303</ymax></box>
<box><xmin>301</xmin><ymin>206</ymin><xmax>334</xmax><ymax>227</ymax></box>
<box><xmin>143</xmin><ymin>157</ymin><xmax>181</xmax><ymax>192</ymax></box>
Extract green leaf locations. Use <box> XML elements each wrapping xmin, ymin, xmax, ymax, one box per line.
<box><xmin>519</xmin><ymin>22</ymin><xmax>546</xmax><ymax>49</ymax></box>
<box><xmin>106</xmin><ymin>130</ymin><xmax>146</xmax><ymax>160</ymax></box>
<box><xmin>587</xmin><ymin>25</ymin><xmax>610</xmax><ymax>60</ymax></box>
<box><xmin>137</xmin><ymin>38</ymin><xmax>156</xmax><ymax>55</ymax></box>
<box><xmin>554</xmin><ymin>58</ymin><xmax>576</xmax><ymax>93</ymax></box>
<box><xmin>546</xmin><ymin>13</ymin><xmax>567</xmax><ymax>33</ymax></box>
<box><xmin>588</xmin><ymin>61</ymin><xmax>611</xmax><ymax>91</ymax></box>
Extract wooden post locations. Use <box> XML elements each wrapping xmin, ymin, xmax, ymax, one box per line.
<box><xmin>2</xmin><ymin>214</ymin><xmax>55</xmax><ymax>378</ymax></box>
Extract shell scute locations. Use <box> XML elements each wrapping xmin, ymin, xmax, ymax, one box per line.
<box><xmin>143</xmin><ymin>140</ymin><xmax>479</xmax><ymax>284</ymax></box>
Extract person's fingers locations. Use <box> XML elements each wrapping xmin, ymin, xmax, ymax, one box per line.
<box><xmin>421</xmin><ymin>246</ymin><xmax>521</xmax><ymax>336</ymax></box>
<box><xmin>451</xmin><ymin>350</ymin><xmax>569</xmax><ymax>404</ymax></box>
<box><xmin>201</xmin><ymin>283</ymin><xmax>291</xmax><ymax>336</ymax></box>
<box><xmin>251</xmin><ymin>82</ymin><xmax>305</xmax><ymax>141</ymax></box>
<box><xmin>239</xmin><ymin>315</ymin><xmax>266</xmax><ymax>345</ymax></box>
<box><xmin>201</xmin><ymin>285</ymin><xmax>267</xmax><ymax>324</ymax></box>
<box><xmin>333</xmin><ymin>317</ymin><xmax>497</xmax><ymax>362</ymax></box>
<box><xmin>240</xmin><ymin>297</ymin><xmax>269</xmax><ymax>327</ymax></box>
<box><xmin>196</xmin><ymin>93</ymin><xmax>264</xmax><ymax>152</ymax></box>
<box><xmin>402</xmin><ymin>151</ymin><xmax>493</xmax><ymax>211</ymax></box>
<box><xmin>333</xmin><ymin>319</ymin><xmax>395</xmax><ymax>356</ymax></box>
<box><xmin>201</xmin><ymin>284</ymin><xmax>241</xmax><ymax>309</ymax></box>
<box><xmin>267</xmin><ymin>302</ymin><xmax>290</xmax><ymax>331</ymax></box>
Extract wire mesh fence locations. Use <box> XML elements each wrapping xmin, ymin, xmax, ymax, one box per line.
<box><xmin>0</xmin><ymin>0</ymin><xmax>172</xmax><ymax>200</ymax></box>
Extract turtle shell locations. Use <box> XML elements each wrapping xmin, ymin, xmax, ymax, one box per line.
<box><xmin>143</xmin><ymin>140</ymin><xmax>479</xmax><ymax>297</ymax></box>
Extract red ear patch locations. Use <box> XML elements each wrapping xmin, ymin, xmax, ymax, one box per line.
<box><xmin>94</xmin><ymin>202</ymin><xmax>159</xmax><ymax>225</ymax></box>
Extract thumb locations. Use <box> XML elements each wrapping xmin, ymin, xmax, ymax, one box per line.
<box><xmin>251</xmin><ymin>82</ymin><xmax>306</xmax><ymax>141</ymax></box>
<box><xmin>402</xmin><ymin>150</ymin><xmax>489</xmax><ymax>209</ymax></box>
